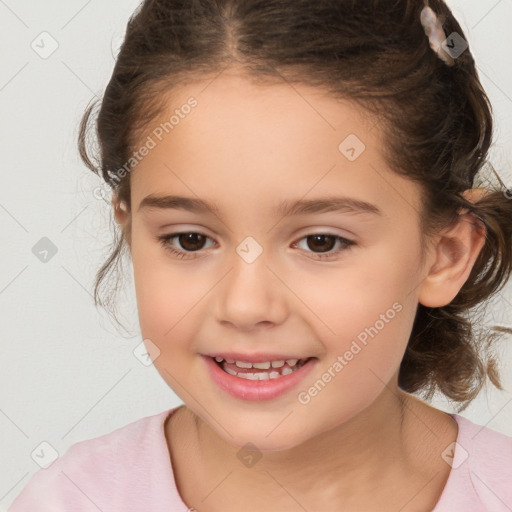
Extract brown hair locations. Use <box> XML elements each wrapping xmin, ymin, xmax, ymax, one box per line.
<box><xmin>79</xmin><ymin>0</ymin><xmax>512</xmax><ymax>411</ymax></box>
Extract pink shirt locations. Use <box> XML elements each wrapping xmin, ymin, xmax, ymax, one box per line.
<box><xmin>8</xmin><ymin>405</ymin><xmax>512</xmax><ymax>511</ymax></box>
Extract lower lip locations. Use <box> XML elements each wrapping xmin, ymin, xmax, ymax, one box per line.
<box><xmin>203</xmin><ymin>355</ymin><xmax>317</xmax><ymax>401</ymax></box>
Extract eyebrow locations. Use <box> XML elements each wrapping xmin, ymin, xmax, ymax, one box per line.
<box><xmin>138</xmin><ymin>194</ymin><xmax>383</xmax><ymax>218</ymax></box>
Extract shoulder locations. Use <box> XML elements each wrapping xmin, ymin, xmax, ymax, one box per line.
<box><xmin>456</xmin><ymin>413</ymin><xmax>512</xmax><ymax>482</ymax></box>
<box><xmin>435</xmin><ymin>413</ymin><xmax>512</xmax><ymax>511</ymax></box>
<box><xmin>454</xmin><ymin>412</ymin><xmax>512</xmax><ymax>453</ymax></box>
<box><xmin>8</xmin><ymin>407</ymin><xmax>184</xmax><ymax>512</ymax></box>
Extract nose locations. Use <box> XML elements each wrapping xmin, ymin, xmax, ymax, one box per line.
<box><xmin>214</xmin><ymin>249</ymin><xmax>289</xmax><ymax>331</ymax></box>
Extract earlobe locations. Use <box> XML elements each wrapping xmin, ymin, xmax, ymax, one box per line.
<box><xmin>418</xmin><ymin>211</ymin><xmax>486</xmax><ymax>308</ymax></box>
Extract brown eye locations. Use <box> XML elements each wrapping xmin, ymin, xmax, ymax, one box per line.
<box><xmin>293</xmin><ymin>233</ymin><xmax>355</xmax><ymax>260</ymax></box>
<box><xmin>176</xmin><ymin>233</ymin><xmax>208</xmax><ymax>251</ymax></box>
<box><xmin>157</xmin><ymin>232</ymin><xmax>216</xmax><ymax>259</ymax></box>
<box><xmin>305</xmin><ymin>234</ymin><xmax>337</xmax><ymax>253</ymax></box>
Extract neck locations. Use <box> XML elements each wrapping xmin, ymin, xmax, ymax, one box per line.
<box><xmin>188</xmin><ymin>385</ymin><xmax>430</xmax><ymax>510</ymax></box>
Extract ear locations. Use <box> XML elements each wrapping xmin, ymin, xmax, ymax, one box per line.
<box><xmin>113</xmin><ymin>197</ymin><xmax>129</xmax><ymax>226</ymax></box>
<box><xmin>112</xmin><ymin>196</ymin><xmax>132</xmax><ymax>248</ymax></box>
<box><xmin>417</xmin><ymin>189</ymin><xmax>487</xmax><ymax>308</ymax></box>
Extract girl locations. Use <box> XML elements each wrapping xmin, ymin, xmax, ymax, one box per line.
<box><xmin>9</xmin><ymin>0</ymin><xmax>512</xmax><ymax>510</ymax></box>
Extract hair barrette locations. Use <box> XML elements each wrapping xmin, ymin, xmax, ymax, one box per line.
<box><xmin>420</xmin><ymin>5</ymin><xmax>455</xmax><ymax>66</ymax></box>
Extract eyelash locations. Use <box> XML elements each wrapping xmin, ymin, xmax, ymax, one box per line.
<box><xmin>156</xmin><ymin>231</ymin><xmax>356</xmax><ymax>260</ymax></box>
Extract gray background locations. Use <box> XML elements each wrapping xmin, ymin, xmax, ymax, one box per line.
<box><xmin>1</xmin><ymin>0</ymin><xmax>511</xmax><ymax>509</ymax></box>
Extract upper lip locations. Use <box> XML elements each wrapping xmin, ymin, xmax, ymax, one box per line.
<box><xmin>203</xmin><ymin>352</ymin><xmax>314</xmax><ymax>363</ymax></box>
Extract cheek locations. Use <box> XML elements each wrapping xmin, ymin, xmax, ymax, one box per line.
<box><xmin>292</xmin><ymin>242</ymin><xmax>420</xmax><ymax>380</ymax></box>
<box><xmin>131</xmin><ymin>234</ymin><xmax>196</xmax><ymax>342</ymax></box>
<box><xmin>295</xmin><ymin>295</ymin><xmax>417</xmax><ymax>430</ymax></box>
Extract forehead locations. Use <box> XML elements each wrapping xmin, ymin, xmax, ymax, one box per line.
<box><xmin>129</xmin><ymin>72</ymin><xmax>423</xmax><ymax>222</ymax></box>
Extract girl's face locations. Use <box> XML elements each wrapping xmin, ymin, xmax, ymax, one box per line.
<box><xmin>120</xmin><ymin>72</ymin><xmax>433</xmax><ymax>450</ymax></box>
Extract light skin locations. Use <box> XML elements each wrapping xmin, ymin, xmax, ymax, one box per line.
<box><xmin>113</xmin><ymin>71</ymin><xmax>486</xmax><ymax>511</ymax></box>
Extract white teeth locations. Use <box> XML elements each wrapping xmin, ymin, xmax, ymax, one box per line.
<box><xmin>235</xmin><ymin>360</ymin><xmax>253</xmax><ymax>368</ymax></box>
<box><xmin>214</xmin><ymin>356</ymin><xmax>310</xmax><ymax>374</ymax></box>
<box><xmin>220</xmin><ymin>358</ymin><xmax>310</xmax><ymax>380</ymax></box>
<box><xmin>236</xmin><ymin>371</ymin><xmax>283</xmax><ymax>380</ymax></box>
<box><xmin>220</xmin><ymin>358</ymin><xmax>300</xmax><ymax>369</ymax></box>
<box><xmin>257</xmin><ymin>372</ymin><xmax>269</xmax><ymax>380</ymax></box>
<box><xmin>252</xmin><ymin>361</ymin><xmax>271</xmax><ymax>369</ymax></box>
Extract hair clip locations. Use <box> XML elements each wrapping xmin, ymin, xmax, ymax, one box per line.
<box><xmin>420</xmin><ymin>5</ymin><xmax>455</xmax><ymax>66</ymax></box>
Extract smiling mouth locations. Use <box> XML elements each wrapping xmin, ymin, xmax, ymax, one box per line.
<box><xmin>212</xmin><ymin>356</ymin><xmax>314</xmax><ymax>380</ymax></box>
